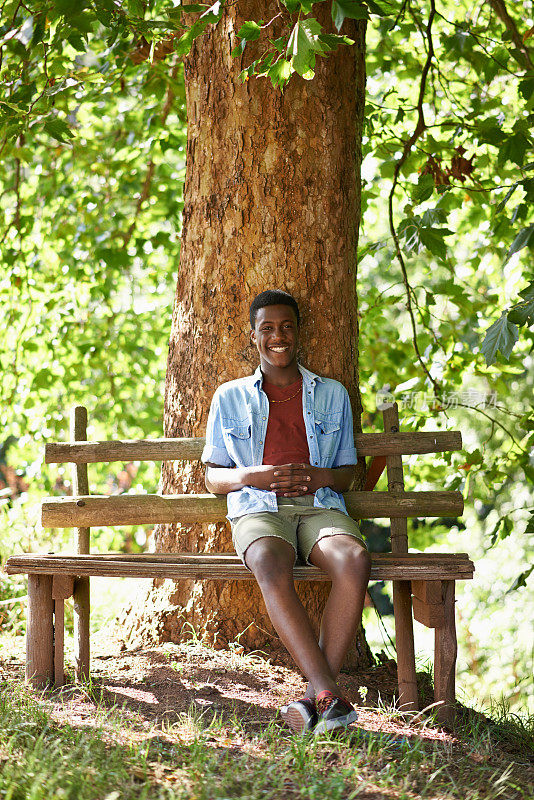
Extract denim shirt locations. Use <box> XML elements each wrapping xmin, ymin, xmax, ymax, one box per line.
<box><xmin>201</xmin><ymin>364</ymin><xmax>358</xmax><ymax>520</ymax></box>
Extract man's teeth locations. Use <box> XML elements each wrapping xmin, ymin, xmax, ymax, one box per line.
<box><xmin>270</xmin><ymin>347</ymin><xmax>288</xmax><ymax>352</ymax></box>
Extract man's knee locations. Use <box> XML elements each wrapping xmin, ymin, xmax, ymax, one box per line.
<box><xmin>244</xmin><ymin>537</ymin><xmax>295</xmax><ymax>585</ymax></box>
<box><xmin>316</xmin><ymin>537</ymin><xmax>371</xmax><ymax>582</ymax></box>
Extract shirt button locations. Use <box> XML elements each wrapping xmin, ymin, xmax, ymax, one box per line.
<box><xmin>262</xmin><ymin>416</ymin><xmax>266</xmax><ymax>420</ymax></box>
<box><xmin>314</xmin><ymin>461</ymin><xmax>318</xmax><ymax>465</ymax></box>
<box><xmin>259</xmin><ymin>440</ymin><xmax>263</xmax><ymax>444</ymax></box>
<box><xmin>310</xmin><ymin>435</ymin><xmax>314</xmax><ymax>439</ymax></box>
<box><xmin>307</xmin><ymin>411</ymin><xmax>311</xmax><ymax>415</ymax></box>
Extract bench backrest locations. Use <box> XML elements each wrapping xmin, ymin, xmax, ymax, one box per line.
<box><xmin>41</xmin><ymin>404</ymin><xmax>464</xmax><ymax>557</ymax></box>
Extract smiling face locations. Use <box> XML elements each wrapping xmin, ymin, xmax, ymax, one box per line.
<box><xmin>250</xmin><ymin>304</ymin><xmax>299</xmax><ymax>379</ymax></box>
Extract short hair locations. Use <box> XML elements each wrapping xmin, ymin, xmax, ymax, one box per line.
<box><xmin>249</xmin><ymin>290</ymin><xmax>300</xmax><ymax>329</ymax></box>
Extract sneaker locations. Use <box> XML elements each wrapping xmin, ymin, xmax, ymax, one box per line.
<box><xmin>280</xmin><ymin>697</ymin><xmax>318</xmax><ymax>733</ymax></box>
<box><xmin>314</xmin><ymin>690</ymin><xmax>358</xmax><ymax>734</ymax></box>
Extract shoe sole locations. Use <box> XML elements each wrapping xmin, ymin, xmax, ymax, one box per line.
<box><xmin>314</xmin><ymin>709</ymin><xmax>358</xmax><ymax>735</ymax></box>
<box><xmin>280</xmin><ymin>704</ymin><xmax>316</xmax><ymax>733</ymax></box>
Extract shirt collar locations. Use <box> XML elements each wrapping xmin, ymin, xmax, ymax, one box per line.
<box><xmin>252</xmin><ymin>363</ymin><xmax>324</xmax><ymax>389</ymax></box>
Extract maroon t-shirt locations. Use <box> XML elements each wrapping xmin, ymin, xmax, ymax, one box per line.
<box><xmin>262</xmin><ymin>377</ymin><xmax>310</xmax><ymax>465</ymax></box>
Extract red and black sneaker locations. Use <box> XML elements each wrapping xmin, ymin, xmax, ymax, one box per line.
<box><xmin>314</xmin><ymin>690</ymin><xmax>358</xmax><ymax>734</ymax></box>
<box><xmin>280</xmin><ymin>697</ymin><xmax>318</xmax><ymax>733</ymax></box>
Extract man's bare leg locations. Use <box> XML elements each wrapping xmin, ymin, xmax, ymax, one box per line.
<box><xmin>304</xmin><ymin>535</ymin><xmax>371</xmax><ymax>698</ymax></box>
<box><xmin>244</xmin><ymin>536</ymin><xmax>339</xmax><ymax>696</ymax></box>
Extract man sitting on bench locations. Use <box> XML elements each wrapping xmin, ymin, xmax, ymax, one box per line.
<box><xmin>202</xmin><ymin>289</ymin><xmax>371</xmax><ymax>734</ymax></box>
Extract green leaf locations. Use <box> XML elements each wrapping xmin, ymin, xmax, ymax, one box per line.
<box><xmin>495</xmin><ymin>182</ymin><xmax>519</xmax><ymax>213</ymax></box>
<box><xmin>233</xmin><ymin>19</ymin><xmax>262</xmax><ymax>56</ymax></box>
<box><xmin>43</xmin><ymin>118</ymin><xmax>74</xmax><ymax>143</ymax></box>
<box><xmin>70</xmin><ymin>12</ymin><xmax>95</xmax><ymax>34</ymax></box>
<box><xmin>480</xmin><ymin>314</ymin><xmax>519</xmax><ymax>365</ymax></box>
<box><xmin>236</xmin><ymin>20</ymin><xmax>262</xmax><ymax>41</ymax></box>
<box><xmin>281</xmin><ymin>0</ymin><xmax>301</xmax><ymax>11</ymax></box>
<box><xmin>366</xmin><ymin>0</ymin><xmax>393</xmax><ymax>15</ymax></box>
<box><xmin>419</xmin><ymin>227</ymin><xmax>453</xmax><ymax>261</ymax></box>
<box><xmin>504</xmin><ymin>224</ymin><xmax>534</xmax><ymax>263</ymax></box>
<box><xmin>175</xmin><ymin>20</ymin><xmax>208</xmax><ymax>55</ymax></box>
<box><xmin>507</xmin><ymin>562</ymin><xmax>534</xmax><ymax>593</ymax></box>
<box><xmin>267</xmin><ymin>58</ymin><xmax>292</xmax><ymax>88</ymax></box>
<box><xmin>54</xmin><ymin>0</ymin><xmax>84</xmax><ymax>15</ymax></box>
<box><xmin>331</xmin><ymin>0</ymin><xmax>369</xmax><ymax>32</ymax></box>
<box><xmin>411</xmin><ymin>174</ymin><xmax>434</xmax><ymax>205</ymax></box>
<box><xmin>175</xmin><ymin>1</ymin><xmax>224</xmax><ymax>54</ymax></box>
<box><xmin>498</xmin><ymin>132</ymin><xmax>529</xmax><ymax>167</ymax></box>
<box><xmin>507</xmin><ymin>299</ymin><xmax>534</xmax><ymax>326</ymax></box>
<box><xmin>32</xmin><ymin>368</ymin><xmax>55</xmax><ymax>389</ymax></box>
<box><xmin>0</xmin><ymin>100</ymin><xmax>25</xmax><ymax>115</ymax></box>
<box><xmin>270</xmin><ymin>37</ymin><xmax>286</xmax><ymax>53</ymax></box>
<box><xmin>519</xmin><ymin>282</ymin><xmax>534</xmax><ymax>301</ymax></box>
<box><xmin>287</xmin><ymin>18</ymin><xmax>325</xmax><ymax>78</ymax></box>
<box><xmin>519</xmin><ymin>77</ymin><xmax>534</xmax><ymax>102</ymax></box>
<box><xmin>421</xmin><ymin>207</ymin><xmax>448</xmax><ymax>227</ymax></box>
<box><xmin>477</xmin><ymin>120</ymin><xmax>505</xmax><ymax>147</ymax></box>
<box><xmin>318</xmin><ymin>33</ymin><xmax>355</xmax><ymax>50</ymax></box>
<box><xmin>398</xmin><ymin>216</ymin><xmax>421</xmax><ymax>252</ymax></box>
<box><xmin>30</xmin><ymin>13</ymin><xmax>46</xmax><ymax>48</ymax></box>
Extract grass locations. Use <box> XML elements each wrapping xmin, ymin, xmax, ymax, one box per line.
<box><xmin>0</xmin><ymin>639</ymin><xmax>532</xmax><ymax>800</ymax></box>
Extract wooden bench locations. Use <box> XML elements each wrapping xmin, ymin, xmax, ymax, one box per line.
<box><xmin>5</xmin><ymin>403</ymin><xmax>474</xmax><ymax>725</ymax></box>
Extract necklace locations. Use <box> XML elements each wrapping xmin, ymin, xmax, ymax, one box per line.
<box><xmin>268</xmin><ymin>378</ymin><xmax>303</xmax><ymax>403</ymax></box>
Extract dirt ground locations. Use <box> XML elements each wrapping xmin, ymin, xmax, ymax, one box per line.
<box><xmin>0</xmin><ymin>627</ymin><xmax>513</xmax><ymax>751</ymax></box>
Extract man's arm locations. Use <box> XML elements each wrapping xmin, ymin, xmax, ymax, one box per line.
<box><xmin>205</xmin><ymin>463</ymin><xmax>281</xmax><ymax>495</ymax></box>
<box><xmin>204</xmin><ymin>461</ymin><xmax>350</xmax><ymax>496</ymax></box>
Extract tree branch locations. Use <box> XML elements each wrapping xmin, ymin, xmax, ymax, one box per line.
<box><xmin>486</xmin><ymin>0</ymin><xmax>533</xmax><ymax>71</ymax></box>
<box><xmin>388</xmin><ymin>0</ymin><xmax>440</xmax><ymax>394</ymax></box>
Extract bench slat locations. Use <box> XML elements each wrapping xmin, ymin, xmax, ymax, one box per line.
<box><xmin>44</xmin><ymin>431</ymin><xmax>462</xmax><ymax>464</ymax></box>
<box><xmin>5</xmin><ymin>553</ymin><xmax>475</xmax><ymax>581</ymax></box>
<box><xmin>41</xmin><ymin>491</ymin><xmax>464</xmax><ymax>528</ymax></box>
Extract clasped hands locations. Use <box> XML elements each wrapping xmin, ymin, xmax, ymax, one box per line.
<box><xmin>262</xmin><ymin>463</ymin><xmax>327</xmax><ymax>497</ymax></box>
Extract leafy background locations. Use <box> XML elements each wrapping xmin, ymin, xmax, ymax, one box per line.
<box><xmin>1</xmin><ymin>0</ymin><xmax>532</xmax><ymax>714</ymax></box>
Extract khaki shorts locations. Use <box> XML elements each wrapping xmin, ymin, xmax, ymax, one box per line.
<box><xmin>230</xmin><ymin>495</ymin><xmax>366</xmax><ymax>569</ymax></box>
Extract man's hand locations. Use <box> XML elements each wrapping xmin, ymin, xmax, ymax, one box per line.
<box><xmin>268</xmin><ymin>463</ymin><xmax>328</xmax><ymax>497</ymax></box>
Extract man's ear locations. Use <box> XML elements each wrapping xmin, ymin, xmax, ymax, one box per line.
<box><xmin>250</xmin><ymin>329</ymin><xmax>256</xmax><ymax>347</ymax></box>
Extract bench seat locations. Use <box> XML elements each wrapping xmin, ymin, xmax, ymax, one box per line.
<box><xmin>6</xmin><ymin>552</ymin><xmax>475</xmax><ymax>582</ymax></box>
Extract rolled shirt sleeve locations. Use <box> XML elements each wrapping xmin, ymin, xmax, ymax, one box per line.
<box><xmin>201</xmin><ymin>389</ymin><xmax>235</xmax><ymax>467</ymax></box>
<box><xmin>332</xmin><ymin>387</ymin><xmax>358</xmax><ymax>467</ymax></box>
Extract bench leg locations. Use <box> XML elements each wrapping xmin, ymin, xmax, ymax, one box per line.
<box><xmin>73</xmin><ymin>577</ymin><xmax>90</xmax><ymax>682</ymax></box>
<box><xmin>393</xmin><ymin>580</ymin><xmax>418</xmax><ymax>712</ymax></box>
<box><xmin>26</xmin><ymin>574</ymin><xmax>54</xmax><ymax>687</ymax></box>
<box><xmin>54</xmin><ymin>600</ymin><xmax>65</xmax><ymax>686</ymax></box>
<box><xmin>52</xmin><ymin>576</ymin><xmax>74</xmax><ymax>687</ymax></box>
<box><xmin>434</xmin><ymin>580</ymin><xmax>457</xmax><ymax>726</ymax></box>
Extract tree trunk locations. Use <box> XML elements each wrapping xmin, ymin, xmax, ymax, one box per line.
<box><xmin>121</xmin><ymin>1</ymin><xmax>373</xmax><ymax>669</ymax></box>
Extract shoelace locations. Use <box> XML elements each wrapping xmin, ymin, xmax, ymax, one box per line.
<box><xmin>316</xmin><ymin>690</ymin><xmax>344</xmax><ymax>715</ymax></box>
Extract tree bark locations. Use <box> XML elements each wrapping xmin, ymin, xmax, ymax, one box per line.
<box><xmin>121</xmin><ymin>1</ymin><xmax>372</xmax><ymax>669</ymax></box>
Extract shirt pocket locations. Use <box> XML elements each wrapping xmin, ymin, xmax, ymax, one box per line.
<box><xmin>221</xmin><ymin>420</ymin><xmax>252</xmax><ymax>466</ymax></box>
<box><xmin>314</xmin><ymin>414</ymin><xmax>342</xmax><ymax>462</ymax></box>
